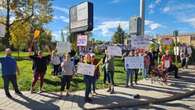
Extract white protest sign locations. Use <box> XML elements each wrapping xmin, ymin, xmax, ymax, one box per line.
<box><xmin>0</xmin><ymin>24</ymin><xmax>5</xmax><ymax>38</ymax></box>
<box><xmin>131</xmin><ymin>36</ymin><xmax>151</xmax><ymax>49</ymax></box>
<box><xmin>125</xmin><ymin>56</ymin><xmax>144</xmax><ymax>69</ymax></box>
<box><xmin>56</xmin><ymin>42</ymin><xmax>71</xmax><ymax>55</ymax></box>
<box><xmin>77</xmin><ymin>35</ymin><xmax>88</xmax><ymax>46</ymax></box>
<box><xmin>77</xmin><ymin>63</ymin><xmax>95</xmax><ymax>76</ymax></box>
<box><xmin>107</xmin><ymin>46</ymin><xmax>122</xmax><ymax>56</ymax></box>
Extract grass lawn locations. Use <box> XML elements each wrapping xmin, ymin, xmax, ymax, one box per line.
<box><xmin>0</xmin><ymin>53</ymin><xmax>130</xmax><ymax>92</ymax></box>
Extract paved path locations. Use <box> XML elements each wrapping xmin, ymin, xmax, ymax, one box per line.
<box><xmin>0</xmin><ymin>66</ymin><xmax>195</xmax><ymax>110</ymax></box>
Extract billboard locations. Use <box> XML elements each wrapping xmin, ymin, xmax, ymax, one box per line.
<box><xmin>69</xmin><ymin>2</ymin><xmax>93</xmax><ymax>33</ymax></box>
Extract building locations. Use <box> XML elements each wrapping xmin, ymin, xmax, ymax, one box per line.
<box><xmin>157</xmin><ymin>33</ymin><xmax>195</xmax><ymax>47</ymax></box>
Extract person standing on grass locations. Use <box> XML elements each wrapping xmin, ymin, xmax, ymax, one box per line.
<box><xmin>105</xmin><ymin>51</ymin><xmax>115</xmax><ymax>94</ymax></box>
<box><xmin>161</xmin><ymin>50</ymin><xmax>179</xmax><ymax>79</ymax></box>
<box><xmin>91</xmin><ymin>54</ymin><xmax>100</xmax><ymax>96</ymax></box>
<box><xmin>125</xmin><ymin>50</ymin><xmax>135</xmax><ymax>87</ymax></box>
<box><xmin>144</xmin><ymin>51</ymin><xmax>150</xmax><ymax>79</ymax></box>
<box><xmin>102</xmin><ymin>50</ymin><xmax>107</xmax><ymax>84</ymax></box>
<box><xmin>60</xmin><ymin>53</ymin><xmax>74</xmax><ymax>98</ymax></box>
<box><xmin>0</xmin><ymin>48</ymin><xmax>22</xmax><ymax>98</ymax></box>
<box><xmin>29</xmin><ymin>46</ymin><xmax>51</xmax><ymax>93</ymax></box>
<box><xmin>83</xmin><ymin>54</ymin><xmax>94</xmax><ymax>103</ymax></box>
<box><xmin>50</xmin><ymin>50</ymin><xmax>61</xmax><ymax>76</ymax></box>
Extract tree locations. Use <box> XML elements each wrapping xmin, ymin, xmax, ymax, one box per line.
<box><xmin>10</xmin><ymin>20</ymin><xmax>31</xmax><ymax>57</ymax></box>
<box><xmin>0</xmin><ymin>0</ymin><xmax>53</xmax><ymax>48</ymax></box>
<box><xmin>112</xmin><ymin>25</ymin><xmax>126</xmax><ymax>44</ymax></box>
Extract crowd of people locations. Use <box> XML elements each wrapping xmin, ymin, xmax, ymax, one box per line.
<box><xmin>0</xmin><ymin>43</ymin><xmax>193</xmax><ymax>103</ymax></box>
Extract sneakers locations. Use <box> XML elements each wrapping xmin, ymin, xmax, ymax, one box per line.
<box><xmin>107</xmin><ymin>88</ymin><xmax>111</xmax><ymax>92</ymax></box>
<box><xmin>15</xmin><ymin>91</ymin><xmax>23</xmax><ymax>95</ymax></box>
<box><xmin>92</xmin><ymin>92</ymin><xmax>97</xmax><ymax>96</ymax></box>
<box><xmin>110</xmin><ymin>89</ymin><xmax>114</xmax><ymax>94</ymax></box>
<box><xmin>6</xmin><ymin>93</ymin><xmax>12</xmax><ymax>99</ymax></box>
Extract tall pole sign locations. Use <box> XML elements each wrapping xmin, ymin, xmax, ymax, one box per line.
<box><xmin>140</xmin><ymin>0</ymin><xmax>145</xmax><ymax>36</ymax></box>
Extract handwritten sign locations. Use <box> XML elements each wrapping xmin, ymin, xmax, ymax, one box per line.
<box><xmin>131</xmin><ymin>36</ymin><xmax>151</xmax><ymax>49</ymax></box>
<box><xmin>77</xmin><ymin>63</ymin><xmax>95</xmax><ymax>76</ymax></box>
<box><xmin>125</xmin><ymin>56</ymin><xmax>144</xmax><ymax>69</ymax></box>
<box><xmin>77</xmin><ymin>35</ymin><xmax>88</xmax><ymax>46</ymax></box>
<box><xmin>107</xmin><ymin>46</ymin><xmax>122</xmax><ymax>56</ymax></box>
<box><xmin>56</xmin><ymin>42</ymin><xmax>71</xmax><ymax>55</ymax></box>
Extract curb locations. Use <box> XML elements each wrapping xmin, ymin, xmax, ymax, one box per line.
<box><xmin>85</xmin><ymin>89</ymin><xmax>195</xmax><ymax>110</ymax></box>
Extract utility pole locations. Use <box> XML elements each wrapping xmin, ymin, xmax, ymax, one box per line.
<box><xmin>140</xmin><ymin>0</ymin><xmax>145</xmax><ymax>36</ymax></box>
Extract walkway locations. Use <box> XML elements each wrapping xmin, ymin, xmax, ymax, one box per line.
<box><xmin>0</xmin><ymin>66</ymin><xmax>195</xmax><ymax>110</ymax></box>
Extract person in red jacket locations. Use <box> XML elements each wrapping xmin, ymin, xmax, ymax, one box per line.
<box><xmin>161</xmin><ymin>50</ymin><xmax>179</xmax><ymax>78</ymax></box>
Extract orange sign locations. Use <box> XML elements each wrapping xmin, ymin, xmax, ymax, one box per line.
<box><xmin>34</xmin><ymin>30</ymin><xmax>40</xmax><ymax>40</ymax></box>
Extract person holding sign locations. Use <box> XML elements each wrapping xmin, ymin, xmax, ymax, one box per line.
<box><xmin>91</xmin><ymin>54</ymin><xmax>100</xmax><ymax>96</ymax></box>
<box><xmin>161</xmin><ymin>50</ymin><xmax>179</xmax><ymax>78</ymax></box>
<box><xmin>29</xmin><ymin>46</ymin><xmax>51</xmax><ymax>93</ymax></box>
<box><xmin>59</xmin><ymin>53</ymin><xmax>74</xmax><ymax>98</ymax></box>
<box><xmin>125</xmin><ymin>50</ymin><xmax>135</xmax><ymax>87</ymax></box>
<box><xmin>105</xmin><ymin>51</ymin><xmax>115</xmax><ymax>94</ymax></box>
<box><xmin>83</xmin><ymin>54</ymin><xmax>94</xmax><ymax>103</ymax></box>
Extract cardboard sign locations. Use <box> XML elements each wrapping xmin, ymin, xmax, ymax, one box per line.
<box><xmin>125</xmin><ymin>56</ymin><xmax>144</xmax><ymax>69</ymax></box>
<box><xmin>164</xmin><ymin>60</ymin><xmax>170</xmax><ymax>68</ymax></box>
<box><xmin>0</xmin><ymin>24</ymin><xmax>5</xmax><ymax>38</ymax></box>
<box><xmin>77</xmin><ymin>35</ymin><xmax>88</xmax><ymax>46</ymax></box>
<box><xmin>56</xmin><ymin>42</ymin><xmax>71</xmax><ymax>55</ymax></box>
<box><xmin>77</xmin><ymin>63</ymin><xmax>95</xmax><ymax>76</ymax></box>
<box><xmin>131</xmin><ymin>36</ymin><xmax>151</xmax><ymax>49</ymax></box>
<box><xmin>107</xmin><ymin>46</ymin><xmax>122</xmax><ymax>56</ymax></box>
<box><xmin>34</xmin><ymin>30</ymin><xmax>41</xmax><ymax>40</ymax></box>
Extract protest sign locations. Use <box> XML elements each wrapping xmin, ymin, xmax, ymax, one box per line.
<box><xmin>77</xmin><ymin>35</ymin><xmax>88</xmax><ymax>46</ymax></box>
<box><xmin>125</xmin><ymin>56</ymin><xmax>144</xmax><ymax>69</ymax></box>
<box><xmin>77</xmin><ymin>63</ymin><xmax>95</xmax><ymax>76</ymax></box>
<box><xmin>174</xmin><ymin>46</ymin><xmax>180</xmax><ymax>56</ymax></box>
<box><xmin>131</xmin><ymin>36</ymin><xmax>151</xmax><ymax>49</ymax></box>
<box><xmin>56</xmin><ymin>42</ymin><xmax>71</xmax><ymax>55</ymax></box>
<box><xmin>0</xmin><ymin>24</ymin><xmax>5</xmax><ymax>37</ymax></box>
<box><xmin>34</xmin><ymin>29</ymin><xmax>41</xmax><ymax>40</ymax></box>
<box><xmin>107</xmin><ymin>46</ymin><xmax>122</xmax><ymax>56</ymax></box>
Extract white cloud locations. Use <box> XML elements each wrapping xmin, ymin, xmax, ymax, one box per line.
<box><xmin>148</xmin><ymin>0</ymin><xmax>161</xmax><ymax>14</ymax></box>
<box><xmin>53</xmin><ymin>15</ymin><xmax>69</xmax><ymax>23</ymax></box>
<box><xmin>94</xmin><ymin>20</ymin><xmax>128</xmax><ymax>36</ymax></box>
<box><xmin>145</xmin><ymin>20</ymin><xmax>161</xmax><ymax>30</ymax></box>
<box><xmin>53</xmin><ymin>6</ymin><xmax>69</xmax><ymax>14</ymax></box>
<box><xmin>162</xmin><ymin>7</ymin><xmax>170</xmax><ymax>13</ymax></box>
<box><xmin>182</xmin><ymin>17</ymin><xmax>195</xmax><ymax>28</ymax></box>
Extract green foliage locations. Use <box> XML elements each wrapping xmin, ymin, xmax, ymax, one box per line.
<box><xmin>112</xmin><ymin>25</ymin><xmax>126</xmax><ymax>44</ymax></box>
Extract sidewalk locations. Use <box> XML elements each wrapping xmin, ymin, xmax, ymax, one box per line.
<box><xmin>0</xmin><ymin>65</ymin><xmax>195</xmax><ymax>110</ymax></box>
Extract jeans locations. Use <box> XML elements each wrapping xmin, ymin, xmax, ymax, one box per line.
<box><xmin>84</xmin><ymin>75</ymin><xmax>93</xmax><ymax>99</ymax></box>
<box><xmin>134</xmin><ymin>69</ymin><xmax>138</xmax><ymax>83</ymax></box>
<box><xmin>106</xmin><ymin>71</ymin><xmax>114</xmax><ymax>85</ymax></box>
<box><xmin>53</xmin><ymin>64</ymin><xmax>61</xmax><ymax>75</ymax></box>
<box><xmin>166</xmin><ymin>64</ymin><xmax>178</xmax><ymax>78</ymax></box>
<box><xmin>126</xmin><ymin>69</ymin><xmax>134</xmax><ymax>86</ymax></box>
<box><xmin>144</xmin><ymin>66</ymin><xmax>149</xmax><ymax>78</ymax></box>
<box><xmin>92</xmin><ymin>74</ymin><xmax>98</xmax><ymax>92</ymax></box>
<box><xmin>61</xmin><ymin>75</ymin><xmax>72</xmax><ymax>91</ymax></box>
<box><xmin>103</xmin><ymin>66</ymin><xmax>107</xmax><ymax>84</ymax></box>
<box><xmin>2</xmin><ymin>75</ymin><xmax>20</xmax><ymax>95</ymax></box>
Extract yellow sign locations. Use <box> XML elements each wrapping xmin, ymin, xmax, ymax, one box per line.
<box><xmin>34</xmin><ymin>30</ymin><xmax>40</xmax><ymax>40</ymax></box>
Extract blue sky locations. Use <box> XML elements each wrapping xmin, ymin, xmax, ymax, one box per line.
<box><xmin>47</xmin><ymin>0</ymin><xmax>195</xmax><ymax>41</ymax></box>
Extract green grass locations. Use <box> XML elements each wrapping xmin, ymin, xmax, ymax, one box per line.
<box><xmin>0</xmin><ymin>54</ymin><xmax>130</xmax><ymax>92</ymax></box>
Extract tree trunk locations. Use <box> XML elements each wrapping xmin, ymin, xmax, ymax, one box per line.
<box><xmin>3</xmin><ymin>0</ymin><xmax>11</xmax><ymax>48</ymax></box>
